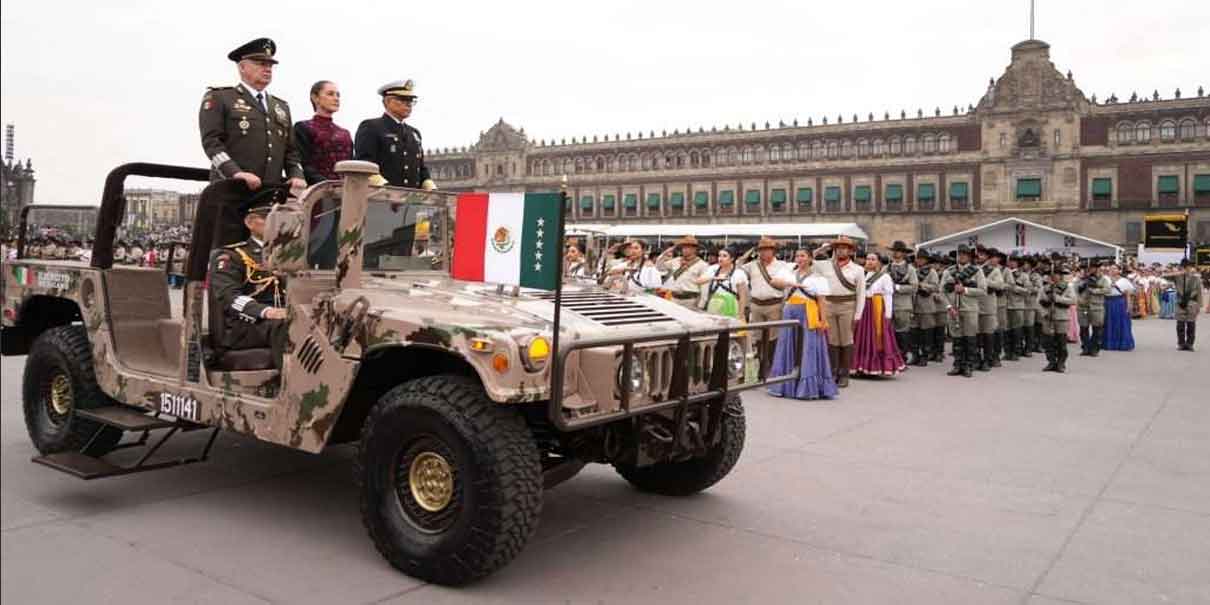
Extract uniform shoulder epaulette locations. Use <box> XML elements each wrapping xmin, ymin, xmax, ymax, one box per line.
<box><xmin>270</xmin><ymin>94</ymin><xmax>289</xmax><ymax>105</ymax></box>
<box><xmin>223</xmin><ymin>240</ymin><xmax>247</xmax><ymax>249</ymax></box>
<box><xmin>206</xmin><ymin>86</ymin><xmax>234</xmax><ymax>92</ymax></box>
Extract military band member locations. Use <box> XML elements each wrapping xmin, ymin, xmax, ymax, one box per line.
<box><xmin>812</xmin><ymin>235</ymin><xmax>865</xmax><ymax>388</ymax></box>
<box><xmin>208</xmin><ymin>198</ymin><xmax>290</xmax><ymax>369</ymax></box>
<box><xmin>931</xmin><ymin>253</ymin><xmax>951</xmax><ymax>362</ymax></box>
<box><xmin>942</xmin><ymin>245</ymin><xmax>987</xmax><ymax>377</ymax></box>
<box><xmin>1172</xmin><ymin>258</ymin><xmax>1203</xmax><ymax>351</ymax></box>
<box><xmin>1004</xmin><ymin>253</ymin><xmax>1029</xmax><ymax>360</ymax></box>
<box><xmin>910</xmin><ymin>249</ymin><xmax>939</xmax><ymax>366</ymax></box>
<box><xmin>655</xmin><ymin>235</ymin><xmax>709</xmax><ymax>309</ymax></box>
<box><xmin>354</xmin><ymin>80</ymin><xmax>435</xmax><ymax>190</ymax></box>
<box><xmin>198</xmin><ymin>37</ymin><xmax>305</xmax><ymax>245</ymax></box>
<box><xmin>1076</xmin><ymin>262</ymin><xmax>1112</xmax><ymax>356</ymax></box>
<box><xmin>1039</xmin><ymin>263</ymin><xmax>1077</xmax><ymax>372</ymax></box>
<box><xmin>888</xmin><ymin>241</ymin><xmax>919</xmax><ymax>365</ymax></box>
<box><xmin>974</xmin><ymin>246</ymin><xmax>1004</xmax><ymax>371</ymax></box>
<box><xmin>1030</xmin><ymin>259</ymin><xmax>1047</xmax><ymax>353</ymax></box>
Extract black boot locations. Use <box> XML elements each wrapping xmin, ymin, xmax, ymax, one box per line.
<box><xmin>1032</xmin><ymin>324</ymin><xmax>1044</xmax><ymax>353</ymax></box>
<box><xmin>1004</xmin><ymin>329</ymin><xmax>1018</xmax><ymax>361</ymax></box>
<box><xmin>1090</xmin><ymin>326</ymin><xmax>1102</xmax><ymax>357</ymax></box>
<box><xmin>896</xmin><ymin>331</ymin><xmax>912</xmax><ymax>366</ymax></box>
<box><xmin>828</xmin><ymin>346</ymin><xmax>841</xmax><ymax>383</ymax></box>
<box><xmin>975</xmin><ymin>334</ymin><xmax>991</xmax><ymax>371</ymax></box>
<box><xmin>1056</xmin><ymin>334</ymin><xmax>1069</xmax><ymax>373</ymax></box>
<box><xmin>947</xmin><ymin>337</ymin><xmax>965</xmax><ymax>376</ymax></box>
<box><xmin>990</xmin><ymin>331</ymin><xmax>1003</xmax><ymax>367</ymax></box>
<box><xmin>962</xmin><ymin>337</ymin><xmax>976</xmax><ymax>377</ymax></box>
<box><xmin>912</xmin><ymin>328</ymin><xmax>928</xmax><ymax>367</ymax></box>
<box><xmin>1187</xmin><ymin>321</ymin><xmax>1197</xmax><ymax>351</ymax></box>
<box><xmin>1079</xmin><ymin>325</ymin><xmax>1091</xmax><ymax>355</ymax></box>
<box><xmin>1019</xmin><ymin>327</ymin><xmax>1033</xmax><ymax>358</ymax></box>
<box><xmin>931</xmin><ymin>327</ymin><xmax>946</xmax><ymax>361</ymax></box>
<box><xmin>1042</xmin><ymin>336</ymin><xmax>1058</xmax><ymax>372</ymax></box>
<box><xmin>837</xmin><ymin>346</ymin><xmax>852</xmax><ymax>388</ymax></box>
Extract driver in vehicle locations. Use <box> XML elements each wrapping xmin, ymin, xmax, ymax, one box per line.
<box><xmin>208</xmin><ymin>199</ymin><xmax>289</xmax><ymax>369</ymax></box>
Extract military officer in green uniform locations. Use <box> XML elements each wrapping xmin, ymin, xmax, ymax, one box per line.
<box><xmin>1172</xmin><ymin>258</ymin><xmax>1204</xmax><ymax>351</ymax></box>
<box><xmin>888</xmin><ymin>241</ymin><xmax>919</xmax><ymax>365</ymax></box>
<box><xmin>198</xmin><ymin>37</ymin><xmax>305</xmax><ymax>245</ymax></box>
<box><xmin>208</xmin><ymin>196</ymin><xmax>290</xmax><ymax>369</ymax></box>
<box><xmin>1077</xmin><ymin>262</ymin><xmax>1112</xmax><ymax>356</ymax></box>
<box><xmin>910</xmin><ymin>249</ymin><xmax>938</xmax><ymax>366</ymax></box>
<box><xmin>355</xmin><ymin>80</ymin><xmax>436</xmax><ymax>190</ymax></box>
<box><xmin>1039</xmin><ymin>261</ymin><xmax>1077</xmax><ymax>373</ymax></box>
<box><xmin>941</xmin><ymin>245</ymin><xmax>986</xmax><ymax>377</ymax></box>
<box><xmin>975</xmin><ymin>246</ymin><xmax>1004</xmax><ymax>371</ymax></box>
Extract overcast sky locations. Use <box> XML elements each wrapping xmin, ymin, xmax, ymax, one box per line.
<box><xmin>2</xmin><ymin>0</ymin><xmax>1207</xmax><ymax>203</ymax></box>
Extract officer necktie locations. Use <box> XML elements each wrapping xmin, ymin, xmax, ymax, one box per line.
<box><xmin>256</xmin><ymin>92</ymin><xmax>266</xmax><ymax>113</ymax></box>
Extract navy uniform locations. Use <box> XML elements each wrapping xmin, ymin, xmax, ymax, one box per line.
<box><xmin>354</xmin><ymin>80</ymin><xmax>435</xmax><ymax>189</ymax></box>
<box><xmin>208</xmin><ymin>201</ymin><xmax>289</xmax><ymax>368</ymax></box>
<box><xmin>198</xmin><ymin>37</ymin><xmax>303</xmax><ymax>245</ymax></box>
<box><xmin>1039</xmin><ymin>262</ymin><xmax>1077</xmax><ymax>373</ymax></box>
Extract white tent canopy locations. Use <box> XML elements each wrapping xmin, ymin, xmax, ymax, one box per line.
<box><xmin>567</xmin><ymin>222</ymin><xmax>868</xmax><ymax>246</ymax></box>
<box><xmin>918</xmin><ymin>217</ymin><xmax>1122</xmax><ymax>260</ymax></box>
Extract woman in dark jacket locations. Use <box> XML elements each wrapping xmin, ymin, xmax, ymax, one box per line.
<box><xmin>293</xmin><ymin>80</ymin><xmax>353</xmax><ymax>185</ymax></box>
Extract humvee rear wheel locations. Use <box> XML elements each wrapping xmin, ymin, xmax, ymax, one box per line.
<box><xmin>357</xmin><ymin>375</ymin><xmax>542</xmax><ymax>585</ymax></box>
<box><xmin>23</xmin><ymin>325</ymin><xmax>123</xmax><ymax>456</ymax></box>
<box><xmin>614</xmin><ymin>394</ymin><xmax>746</xmax><ymax>496</ymax></box>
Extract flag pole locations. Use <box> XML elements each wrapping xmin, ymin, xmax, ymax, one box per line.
<box><xmin>551</xmin><ymin>174</ymin><xmax>569</xmax><ymax>390</ymax></box>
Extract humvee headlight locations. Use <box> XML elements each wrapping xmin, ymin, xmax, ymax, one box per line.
<box><xmin>616</xmin><ymin>355</ymin><xmax>645</xmax><ymax>394</ymax></box>
<box><xmin>727</xmin><ymin>341</ymin><xmax>745</xmax><ymax>380</ymax></box>
<box><xmin>520</xmin><ymin>336</ymin><xmax>551</xmax><ymax>372</ymax></box>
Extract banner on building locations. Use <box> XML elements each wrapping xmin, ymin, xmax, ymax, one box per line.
<box><xmin>1196</xmin><ymin>245</ymin><xmax>1210</xmax><ymax>266</ymax></box>
<box><xmin>1143</xmin><ymin>213</ymin><xmax>1188</xmax><ymax>250</ymax></box>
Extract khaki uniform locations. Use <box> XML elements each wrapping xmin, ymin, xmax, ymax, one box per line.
<box><xmin>888</xmin><ymin>261</ymin><xmax>918</xmax><ymax>332</ymax></box>
<box><xmin>1172</xmin><ymin>271</ymin><xmax>1203</xmax><ymax>350</ymax></box>
<box><xmin>813</xmin><ymin>257</ymin><xmax>865</xmax><ymax>347</ymax></box>
<box><xmin>1039</xmin><ymin>278</ymin><xmax>1078</xmax><ymax>372</ymax></box>
<box><xmin>1029</xmin><ymin>271</ymin><xmax>1046</xmax><ymax>353</ymax></box>
<box><xmin>979</xmin><ymin>264</ymin><xmax>1003</xmax><ymax>333</ymax></box>
<box><xmin>743</xmin><ymin>259</ymin><xmax>788</xmax><ymax>325</ymax></box>
<box><xmin>913</xmin><ymin>265</ymin><xmax>939</xmax><ymax>328</ymax></box>
<box><xmin>656</xmin><ymin>255</ymin><xmax>708</xmax><ymax>309</ymax></box>
<box><xmin>941</xmin><ymin>263</ymin><xmax>987</xmax><ymax>375</ymax></box>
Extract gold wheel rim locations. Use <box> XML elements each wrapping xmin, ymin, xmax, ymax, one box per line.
<box><xmin>408</xmin><ymin>451</ymin><xmax>454</xmax><ymax>512</ymax></box>
<box><xmin>49</xmin><ymin>374</ymin><xmax>73</xmax><ymax>416</ymax></box>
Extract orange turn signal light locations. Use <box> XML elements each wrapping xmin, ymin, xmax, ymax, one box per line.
<box><xmin>492</xmin><ymin>353</ymin><xmax>510</xmax><ymax>374</ymax></box>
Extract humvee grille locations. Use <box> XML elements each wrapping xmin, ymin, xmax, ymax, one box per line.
<box><xmin>534</xmin><ymin>292</ymin><xmax>675</xmax><ymax>326</ymax></box>
<box><xmin>296</xmin><ymin>336</ymin><xmax>324</xmax><ymax>373</ymax></box>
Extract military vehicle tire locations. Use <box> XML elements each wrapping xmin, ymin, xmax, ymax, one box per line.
<box><xmin>357</xmin><ymin>375</ymin><xmax>542</xmax><ymax>585</ymax></box>
<box><xmin>614</xmin><ymin>394</ymin><xmax>746</xmax><ymax>496</ymax></box>
<box><xmin>23</xmin><ymin>325</ymin><xmax>123</xmax><ymax>456</ymax></box>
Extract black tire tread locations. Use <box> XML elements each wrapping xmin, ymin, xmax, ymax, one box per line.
<box><xmin>22</xmin><ymin>325</ymin><xmax>122</xmax><ymax>456</ymax></box>
<box><xmin>355</xmin><ymin>375</ymin><xmax>542</xmax><ymax>585</ymax></box>
<box><xmin>614</xmin><ymin>394</ymin><xmax>746</xmax><ymax>496</ymax></box>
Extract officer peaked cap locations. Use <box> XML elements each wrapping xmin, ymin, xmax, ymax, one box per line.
<box><xmin>378</xmin><ymin>80</ymin><xmax>417</xmax><ymax>98</ymax></box>
<box><xmin>228</xmin><ymin>38</ymin><xmax>278</xmax><ymax>64</ymax></box>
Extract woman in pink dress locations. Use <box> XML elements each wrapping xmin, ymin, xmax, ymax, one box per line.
<box><xmin>850</xmin><ymin>253</ymin><xmax>905</xmax><ymax>376</ymax></box>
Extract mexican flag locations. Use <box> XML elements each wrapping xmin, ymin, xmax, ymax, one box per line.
<box><xmin>13</xmin><ymin>266</ymin><xmax>34</xmax><ymax>286</ymax></box>
<box><xmin>452</xmin><ymin>192</ymin><xmax>562</xmax><ymax>290</ymax></box>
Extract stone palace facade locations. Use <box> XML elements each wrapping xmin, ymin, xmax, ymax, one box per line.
<box><xmin>426</xmin><ymin>39</ymin><xmax>1210</xmax><ymax>248</ymax></box>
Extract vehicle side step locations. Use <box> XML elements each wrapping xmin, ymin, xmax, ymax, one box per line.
<box><xmin>77</xmin><ymin>406</ymin><xmax>177</xmax><ymax>432</ymax></box>
<box><xmin>32</xmin><ymin>451</ymin><xmax>127</xmax><ymax>480</ymax></box>
<box><xmin>31</xmin><ymin>426</ymin><xmax>221</xmax><ymax>480</ymax></box>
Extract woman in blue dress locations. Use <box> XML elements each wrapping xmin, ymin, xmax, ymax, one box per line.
<box><xmin>1102</xmin><ymin>264</ymin><xmax>1136</xmax><ymax>351</ymax></box>
<box><xmin>768</xmin><ymin>248</ymin><xmax>838</xmax><ymax>400</ymax></box>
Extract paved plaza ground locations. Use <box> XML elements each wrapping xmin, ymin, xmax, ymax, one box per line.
<box><xmin>2</xmin><ymin>317</ymin><xmax>1207</xmax><ymax>604</ymax></box>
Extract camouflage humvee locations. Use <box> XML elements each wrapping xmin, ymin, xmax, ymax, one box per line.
<box><xmin>1</xmin><ymin>161</ymin><xmax>800</xmax><ymax>585</ymax></box>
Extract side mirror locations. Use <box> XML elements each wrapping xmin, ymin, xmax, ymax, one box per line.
<box><xmin>262</xmin><ymin>201</ymin><xmax>307</xmax><ymax>273</ymax></box>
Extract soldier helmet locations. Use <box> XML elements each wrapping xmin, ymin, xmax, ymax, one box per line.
<box><xmin>378</xmin><ymin>80</ymin><xmax>417</xmax><ymax>99</ymax></box>
<box><xmin>228</xmin><ymin>38</ymin><xmax>278</xmax><ymax>64</ymax></box>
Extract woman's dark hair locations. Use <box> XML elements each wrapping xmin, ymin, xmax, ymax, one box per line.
<box><xmin>309</xmin><ymin>80</ymin><xmax>334</xmax><ymax>111</ymax></box>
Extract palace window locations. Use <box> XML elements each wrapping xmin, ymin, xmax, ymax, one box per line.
<box><xmin>783</xmin><ymin>143</ymin><xmax>794</xmax><ymax>161</ymax></box>
<box><xmin>904</xmin><ymin>137</ymin><xmax>917</xmax><ymax>154</ymax></box>
<box><xmin>701</xmin><ymin>151</ymin><xmax>711</xmax><ymax>166</ymax></box>
<box><xmin>841</xmin><ymin>140</ymin><xmax>853</xmax><ymax>157</ymax></box>
<box><xmin>770</xmin><ymin>189</ymin><xmax>787</xmax><ymax>210</ymax></box>
<box><xmin>1157</xmin><ymin>175</ymin><xmax>1180</xmax><ymax>206</ymax></box>
<box><xmin>917</xmin><ymin>183</ymin><xmax>936</xmax><ymax>209</ymax></box>
<box><xmin>690</xmin><ymin>151</ymin><xmax>700</xmax><ymax>167</ymax></box>
<box><xmin>1193</xmin><ymin>174</ymin><xmax>1210</xmax><ymax>204</ymax></box>
<box><xmin>646</xmin><ymin>193</ymin><xmax>662</xmax><ymax>211</ymax></box>
<box><xmin>596</xmin><ymin>157</ymin><xmax>605</xmax><ymax>171</ymax></box>
<box><xmin>824</xmin><ymin>186</ymin><xmax>842</xmax><ymax>211</ymax></box>
<box><xmin>693</xmin><ymin>191</ymin><xmax>709</xmax><ymax>210</ymax></box>
<box><xmin>574</xmin><ymin>158</ymin><xmax>583</xmax><ymax>173</ymax></box>
<box><xmin>623</xmin><ymin>193</ymin><xmax>638</xmax><ymax>216</ymax></box>
<box><xmin>742</xmin><ymin>147</ymin><xmax>754</xmax><ymax>164</ymax></box>
<box><xmin>890</xmin><ymin>137</ymin><xmax>902</xmax><ymax>154</ymax></box>
<box><xmin>796</xmin><ymin>187</ymin><xmax>813</xmax><ymax>209</ymax></box>
<box><xmin>718</xmin><ymin>190</ymin><xmax>735</xmax><ymax>209</ymax></box>
<box><xmin>1054</xmin><ymin>129</ymin><xmax>1061</xmax><ymax>147</ymax></box>
<box><xmin>922</xmin><ymin>135</ymin><xmax>937</xmax><ymax>153</ymax></box>
<box><xmin>885</xmin><ymin>184</ymin><xmax>903</xmax><ymax>208</ymax></box>
<box><xmin>937</xmin><ymin>135</ymin><xmax>950</xmax><ymax>153</ymax></box>
<box><xmin>1179</xmin><ymin>119</ymin><xmax>1197</xmax><ymax>140</ymax></box>
<box><xmin>857</xmin><ymin>140</ymin><xmax>869</xmax><ymax>157</ymax></box>
<box><xmin>853</xmin><ymin>185</ymin><xmax>872</xmax><ymax>210</ymax></box>
<box><xmin>873</xmin><ymin>139</ymin><xmax>885</xmax><ymax>155</ymax></box>
<box><xmin>744</xmin><ymin>190</ymin><xmax>762</xmax><ymax>209</ymax></box>
<box><xmin>729</xmin><ymin>148</ymin><xmax>740</xmax><ymax>164</ymax></box>
<box><xmin>601</xmin><ymin>194</ymin><xmax>616</xmax><ymax>213</ymax></box>
<box><xmin>1135</xmin><ymin>123</ymin><xmax>1151</xmax><ymax>143</ymax></box>
<box><xmin>669</xmin><ymin>192</ymin><xmax>686</xmax><ymax>211</ymax></box>
<box><xmin>1091</xmin><ymin>177</ymin><xmax>1112</xmax><ymax>206</ymax></box>
<box><xmin>1117</xmin><ymin>122</ymin><xmax>1134</xmax><ymax>144</ymax></box>
<box><xmin>827</xmin><ymin>141</ymin><xmax>838</xmax><ymax>158</ymax></box>
<box><xmin>579</xmin><ymin>195</ymin><xmax>594</xmax><ymax>216</ymax></box>
<box><xmin>1016</xmin><ymin>178</ymin><xmax>1042</xmax><ymax>201</ymax></box>
<box><xmin>798</xmin><ymin>143</ymin><xmax>811</xmax><ymax>161</ymax></box>
<box><xmin>1160</xmin><ymin>121</ymin><xmax>1177</xmax><ymax>141</ymax></box>
<box><xmin>949</xmin><ymin>182</ymin><xmax>969</xmax><ymax>208</ymax></box>
<box><xmin>770</xmin><ymin>146</ymin><xmax>782</xmax><ymax>162</ymax></box>
<box><xmin>813</xmin><ymin>141</ymin><xmax>824</xmax><ymax>159</ymax></box>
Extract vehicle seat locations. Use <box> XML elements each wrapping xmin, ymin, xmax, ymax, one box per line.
<box><xmin>214</xmin><ymin>348</ymin><xmax>275</xmax><ymax>371</ymax></box>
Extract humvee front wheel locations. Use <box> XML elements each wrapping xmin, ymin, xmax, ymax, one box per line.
<box><xmin>22</xmin><ymin>325</ymin><xmax>123</xmax><ymax>456</ymax></box>
<box><xmin>614</xmin><ymin>394</ymin><xmax>746</xmax><ymax>496</ymax></box>
<box><xmin>356</xmin><ymin>375</ymin><xmax>542</xmax><ymax>585</ymax></box>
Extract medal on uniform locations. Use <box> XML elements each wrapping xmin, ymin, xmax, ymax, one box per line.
<box><xmin>390</xmin><ymin>144</ymin><xmax>397</xmax><ymax>153</ymax></box>
<box><xmin>274</xmin><ymin>104</ymin><xmax>287</xmax><ymax>121</ymax></box>
<box><xmin>239</xmin><ymin>117</ymin><xmax>250</xmax><ymax>134</ymax></box>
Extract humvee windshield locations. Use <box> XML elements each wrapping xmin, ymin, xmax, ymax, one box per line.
<box><xmin>307</xmin><ymin>198</ymin><xmax>447</xmax><ymax>272</ymax></box>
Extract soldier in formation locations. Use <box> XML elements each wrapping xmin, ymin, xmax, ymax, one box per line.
<box><xmin>975</xmin><ymin>246</ymin><xmax>1004</xmax><ymax>371</ymax></box>
<box><xmin>1038</xmin><ymin>260</ymin><xmax>1078</xmax><ymax>372</ymax></box>
<box><xmin>888</xmin><ymin>241</ymin><xmax>919</xmax><ymax>365</ymax></box>
<box><xmin>942</xmin><ymin>245</ymin><xmax>986</xmax><ymax>377</ymax></box>
<box><xmin>910</xmin><ymin>249</ymin><xmax>939</xmax><ymax>366</ymax></box>
<box><xmin>812</xmin><ymin>236</ymin><xmax>866</xmax><ymax>388</ymax></box>
<box><xmin>1170</xmin><ymin>258</ymin><xmax>1203</xmax><ymax>351</ymax></box>
<box><xmin>1076</xmin><ymin>262</ymin><xmax>1112</xmax><ymax>357</ymax></box>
